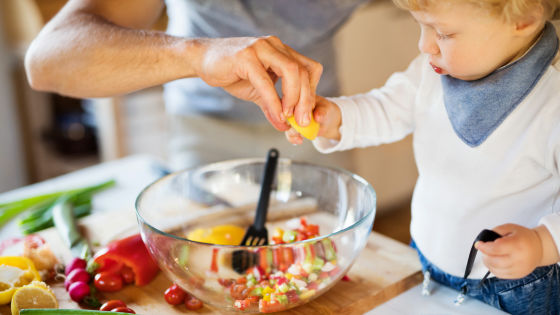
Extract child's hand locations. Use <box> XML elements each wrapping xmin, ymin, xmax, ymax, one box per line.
<box><xmin>285</xmin><ymin>96</ymin><xmax>342</xmax><ymax>145</ymax></box>
<box><xmin>475</xmin><ymin>224</ymin><xmax>554</xmax><ymax>279</ymax></box>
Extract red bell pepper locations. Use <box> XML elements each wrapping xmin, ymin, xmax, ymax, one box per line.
<box><xmin>93</xmin><ymin>234</ymin><xmax>159</xmax><ymax>286</ymax></box>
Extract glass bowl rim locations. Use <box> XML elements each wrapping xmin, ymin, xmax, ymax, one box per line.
<box><xmin>135</xmin><ymin>157</ymin><xmax>376</xmax><ymax>248</ymax></box>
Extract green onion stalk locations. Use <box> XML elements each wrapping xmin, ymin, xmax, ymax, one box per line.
<box><xmin>0</xmin><ymin>179</ymin><xmax>115</xmax><ymax>233</ymax></box>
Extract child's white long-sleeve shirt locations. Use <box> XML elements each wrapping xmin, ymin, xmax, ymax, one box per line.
<box><xmin>314</xmin><ymin>50</ymin><xmax>560</xmax><ymax>279</ymax></box>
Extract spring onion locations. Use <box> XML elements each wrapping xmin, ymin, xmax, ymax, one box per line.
<box><xmin>0</xmin><ymin>179</ymin><xmax>115</xmax><ymax>232</ymax></box>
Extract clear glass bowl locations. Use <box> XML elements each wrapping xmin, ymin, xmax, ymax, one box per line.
<box><xmin>135</xmin><ymin>158</ymin><xmax>376</xmax><ymax>313</ymax></box>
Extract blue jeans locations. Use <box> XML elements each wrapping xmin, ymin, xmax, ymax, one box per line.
<box><xmin>411</xmin><ymin>240</ymin><xmax>560</xmax><ymax>315</ymax></box>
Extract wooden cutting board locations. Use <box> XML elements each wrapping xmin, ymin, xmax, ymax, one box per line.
<box><xmin>2</xmin><ymin>207</ymin><xmax>421</xmax><ymax>315</ymax></box>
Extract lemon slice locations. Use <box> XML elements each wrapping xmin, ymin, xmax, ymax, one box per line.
<box><xmin>10</xmin><ymin>281</ymin><xmax>58</xmax><ymax>315</ymax></box>
<box><xmin>0</xmin><ymin>257</ymin><xmax>41</xmax><ymax>305</ymax></box>
<box><xmin>286</xmin><ymin>116</ymin><xmax>319</xmax><ymax>140</ymax></box>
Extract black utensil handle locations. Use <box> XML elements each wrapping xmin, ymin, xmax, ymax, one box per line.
<box><xmin>463</xmin><ymin>229</ymin><xmax>502</xmax><ymax>279</ymax></box>
<box><xmin>254</xmin><ymin>148</ymin><xmax>279</xmax><ymax>230</ymax></box>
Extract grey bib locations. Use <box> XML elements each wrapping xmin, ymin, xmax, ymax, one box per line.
<box><xmin>442</xmin><ymin>22</ymin><xmax>559</xmax><ymax>147</ymax></box>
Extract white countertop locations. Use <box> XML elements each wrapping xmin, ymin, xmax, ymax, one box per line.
<box><xmin>368</xmin><ymin>281</ymin><xmax>508</xmax><ymax>315</ymax></box>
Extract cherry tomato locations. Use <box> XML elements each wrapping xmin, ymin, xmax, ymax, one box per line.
<box><xmin>164</xmin><ymin>284</ymin><xmax>186</xmax><ymax>305</ymax></box>
<box><xmin>185</xmin><ymin>296</ymin><xmax>203</xmax><ymax>310</ymax></box>
<box><xmin>111</xmin><ymin>306</ymin><xmax>135</xmax><ymax>313</ymax></box>
<box><xmin>94</xmin><ymin>272</ymin><xmax>123</xmax><ymax>292</ymax></box>
<box><xmin>120</xmin><ymin>265</ymin><xmax>135</xmax><ymax>284</ymax></box>
<box><xmin>99</xmin><ymin>300</ymin><xmax>127</xmax><ymax>311</ymax></box>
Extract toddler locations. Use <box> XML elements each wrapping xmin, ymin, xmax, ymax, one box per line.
<box><xmin>286</xmin><ymin>1</ymin><xmax>560</xmax><ymax>314</ymax></box>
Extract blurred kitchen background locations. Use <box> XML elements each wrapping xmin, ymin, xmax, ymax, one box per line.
<box><xmin>0</xmin><ymin>0</ymin><xmax>420</xmax><ymax>243</ymax></box>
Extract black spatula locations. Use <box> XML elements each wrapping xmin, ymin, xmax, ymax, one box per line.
<box><xmin>231</xmin><ymin>148</ymin><xmax>278</xmax><ymax>273</ymax></box>
<box><xmin>240</xmin><ymin>148</ymin><xmax>278</xmax><ymax>246</ymax></box>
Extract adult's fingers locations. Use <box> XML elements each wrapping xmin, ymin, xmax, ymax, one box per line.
<box><xmin>244</xmin><ymin>60</ymin><xmax>286</xmax><ymax>129</ymax></box>
<box><xmin>264</xmin><ymin>36</ymin><xmax>322</xmax><ymax>119</ymax></box>
<box><xmin>254</xmin><ymin>37</ymin><xmax>301</xmax><ymax>120</ymax></box>
<box><xmin>283</xmin><ymin>44</ymin><xmax>323</xmax><ymax>99</ymax></box>
<box><xmin>293</xmin><ymin>68</ymin><xmax>313</xmax><ymax>126</ymax></box>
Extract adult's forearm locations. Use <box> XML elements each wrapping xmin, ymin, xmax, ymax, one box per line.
<box><xmin>25</xmin><ymin>11</ymin><xmax>200</xmax><ymax>98</ymax></box>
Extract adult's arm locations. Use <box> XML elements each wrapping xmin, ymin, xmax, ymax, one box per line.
<box><xmin>25</xmin><ymin>0</ymin><xmax>321</xmax><ymax>130</ymax></box>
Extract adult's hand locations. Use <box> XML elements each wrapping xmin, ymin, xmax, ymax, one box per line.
<box><xmin>25</xmin><ymin>0</ymin><xmax>321</xmax><ymax>130</ymax></box>
<box><xmin>195</xmin><ymin>36</ymin><xmax>322</xmax><ymax>131</ymax></box>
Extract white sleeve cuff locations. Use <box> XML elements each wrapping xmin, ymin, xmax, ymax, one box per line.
<box><xmin>539</xmin><ymin>213</ymin><xmax>560</xmax><ymax>257</ymax></box>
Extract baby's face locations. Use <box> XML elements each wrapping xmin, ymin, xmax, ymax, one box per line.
<box><xmin>410</xmin><ymin>2</ymin><xmax>534</xmax><ymax>81</ymax></box>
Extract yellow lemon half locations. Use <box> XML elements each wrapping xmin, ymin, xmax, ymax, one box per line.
<box><xmin>11</xmin><ymin>281</ymin><xmax>58</xmax><ymax>315</ymax></box>
<box><xmin>187</xmin><ymin>225</ymin><xmax>245</xmax><ymax>245</ymax></box>
<box><xmin>286</xmin><ymin>116</ymin><xmax>319</xmax><ymax>140</ymax></box>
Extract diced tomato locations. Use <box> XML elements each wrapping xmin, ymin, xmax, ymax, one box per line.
<box><xmin>286</xmin><ymin>290</ymin><xmax>299</xmax><ymax>304</ymax></box>
<box><xmin>307</xmin><ymin>282</ymin><xmax>318</xmax><ymax>290</ymax></box>
<box><xmin>259</xmin><ymin>299</ymin><xmax>287</xmax><ymax>313</ymax></box>
<box><xmin>234</xmin><ymin>299</ymin><xmax>251</xmax><ymax>311</ymax></box>
<box><xmin>210</xmin><ymin>248</ymin><xmax>219</xmax><ymax>273</ymax></box>
<box><xmin>306</xmin><ymin>224</ymin><xmax>319</xmax><ymax>237</ymax></box>
<box><xmin>236</xmin><ymin>277</ymin><xmax>247</xmax><ymax>284</ymax></box>
<box><xmin>218</xmin><ymin>278</ymin><xmax>235</xmax><ymax>288</ymax></box>
<box><xmin>271</xmin><ymin>236</ymin><xmax>284</xmax><ymax>244</ymax></box>
<box><xmin>275</xmin><ymin>276</ymin><xmax>288</xmax><ymax>286</ymax></box>
<box><xmin>230</xmin><ymin>283</ymin><xmax>249</xmax><ymax>300</ymax></box>
<box><xmin>272</xmin><ymin>248</ymin><xmax>284</xmax><ymax>271</ymax></box>
<box><xmin>253</xmin><ymin>266</ymin><xmax>266</xmax><ymax>281</ymax></box>
<box><xmin>257</xmin><ymin>248</ymin><xmax>270</xmax><ymax>274</ymax></box>
<box><xmin>283</xmin><ymin>247</ymin><xmax>294</xmax><ymax>266</ymax></box>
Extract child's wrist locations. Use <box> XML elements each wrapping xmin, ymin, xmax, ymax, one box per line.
<box><xmin>534</xmin><ymin>225</ymin><xmax>560</xmax><ymax>266</ymax></box>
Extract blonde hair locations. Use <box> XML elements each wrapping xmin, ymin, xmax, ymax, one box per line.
<box><xmin>391</xmin><ymin>0</ymin><xmax>560</xmax><ymax>22</ymax></box>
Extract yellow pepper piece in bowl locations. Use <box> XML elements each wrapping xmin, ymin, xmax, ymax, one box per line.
<box><xmin>187</xmin><ymin>225</ymin><xmax>245</xmax><ymax>245</ymax></box>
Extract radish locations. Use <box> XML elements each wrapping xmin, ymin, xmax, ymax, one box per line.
<box><xmin>68</xmin><ymin>281</ymin><xmax>90</xmax><ymax>302</ymax></box>
<box><xmin>65</xmin><ymin>257</ymin><xmax>87</xmax><ymax>276</ymax></box>
<box><xmin>65</xmin><ymin>268</ymin><xmax>91</xmax><ymax>290</ymax></box>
